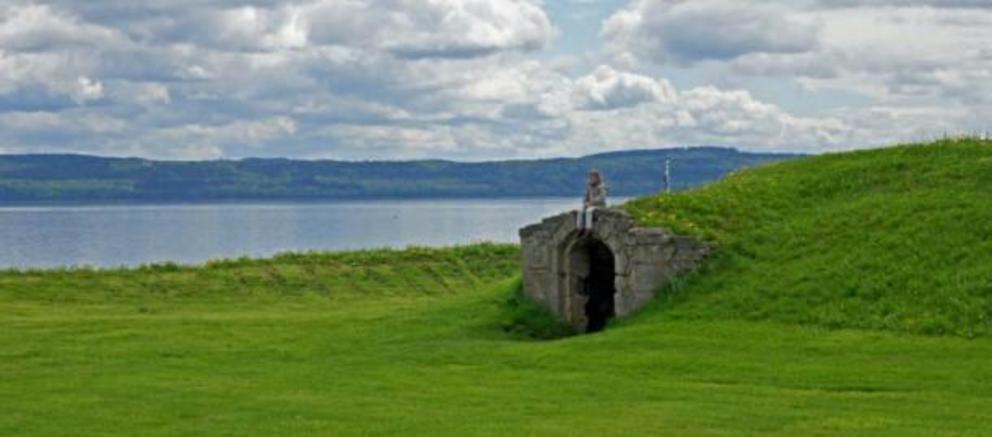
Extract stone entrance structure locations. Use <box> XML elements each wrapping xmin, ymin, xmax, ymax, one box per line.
<box><xmin>519</xmin><ymin>208</ymin><xmax>710</xmax><ymax>332</ymax></box>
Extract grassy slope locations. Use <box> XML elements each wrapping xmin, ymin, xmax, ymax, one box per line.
<box><xmin>626</xmin><ymin>138</ymin><xmax>992</xmax><ymax>337</ymax></box>
<box><xmin>0</xmin><ymin>245</ymin><xmax>519</xmax><ymax>305</ymax></box>
<box><xmin>3</xmin><ymin>140</ymin><xmax>992</xmax><ymax>434</ymax></box>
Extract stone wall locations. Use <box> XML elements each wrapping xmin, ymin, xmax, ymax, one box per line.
<box><xmin>519</xmin><ymin>208</ymin><xmax>711</xmax><ymax>331</ymax></box>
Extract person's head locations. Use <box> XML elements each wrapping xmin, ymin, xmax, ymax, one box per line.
<box><xmin>588</xmin><ymin>169</ymin><xmax>602</xmax><ymax>186</ymax></box>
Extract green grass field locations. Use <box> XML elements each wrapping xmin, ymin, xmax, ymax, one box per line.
<box><xmin>3</xmin><ymin>139</ymin><xmax>992</xmax><ymax>435</ymax></box>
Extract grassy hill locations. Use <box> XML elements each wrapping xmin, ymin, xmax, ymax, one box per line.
<box><xmin>625</xmin><ymin>137</ymin><xmax>992</xmax><ymax>337</ymax></box>
<box><xmin>3</xmin><ymin>139</ymin><xmax>992</xmax><ymax>434</ymax></box>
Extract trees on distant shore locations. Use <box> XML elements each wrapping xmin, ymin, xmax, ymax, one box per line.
<box><xmin>0</xmin><ymin>148</ymin><xmax>795</xmax><ymax>201</ymax></box>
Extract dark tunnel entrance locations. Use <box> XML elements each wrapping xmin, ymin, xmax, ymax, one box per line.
<box><xmin>578</xmin><ymin>238</ymin><xmax>616</xmax><ymax>333</ymax></box>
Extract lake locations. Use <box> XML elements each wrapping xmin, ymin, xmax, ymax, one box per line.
<box><xmin>0</xmin><ymin>198</ymin><xmax>590</xmax><ymax>269</ymax></box>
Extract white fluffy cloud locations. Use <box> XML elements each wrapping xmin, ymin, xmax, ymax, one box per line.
<box><xmin>307</xmin><ymin>0</ymin><xmax>553</xmax><ymax>59</ymax></box>
<box><xmin>606</xmin><ymin>1</ymin><xmax>992</xmax><ymax>103</ymax></box>
<box><xmin>0</xmin><ymin>4</ymin><xmax>121</xmax><ymax>50</ymax></box>
<box><xmin>90</xmin><ymin>0</ymin><xmax>554</xmax><ymax>58</ymax></box>
<box><xmin>725</xmin><ymin>5</ymin><xmax>992</xmax><ymax>101</ymax></box>
<box><xmin>602</xmin><ymin>0</ymin><xmax>992</xmax><ymax>146</ymax></box>
<box><xmin>572</xmin><ymin>65</ymin><xmax>675</xmax><ymax>110</ymax></box>
<box><xmin>0</xmin><ymin>1</ymin><xmax>558</xmax><ymax>158</ymax></box>
<box><xmin>603</xmin><ymin>0</ymin><xmax>820</xmax><ymax>64</ymax></box>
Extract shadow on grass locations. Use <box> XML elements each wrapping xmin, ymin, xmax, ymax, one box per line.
<box><xmin>497</xmin><ymin>278</ymin><xmax>577</xmax><ymax>341</ymax></box>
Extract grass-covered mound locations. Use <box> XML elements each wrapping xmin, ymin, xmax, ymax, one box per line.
<box><xmin>0</xmin><ymin>244</ymin><xmax>519</xmax><ymax>304</ymax></box>
<box><xmin>625</xmin><ymin>138</ymin><xmax>992</xmax><ymax>337</ymax></box>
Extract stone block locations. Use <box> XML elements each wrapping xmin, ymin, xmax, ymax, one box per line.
<box><xmin>630</xmin><ymin>227</ymin><xmax>673</xmax><ymax>245</ymax></box>
<box><xmin>631</xmin><ymin>244</ymin><xmax>675</xmax><ymax>264</ymax></box>
<box><xmin>522</xmin><ymin>241</ymin><xmax>550</xmax><ymax>269</ymax></box>
<box><xmin>630</xmin><ymin>263</ymin><xmax>672</xmax><ymax>295</ymax></box>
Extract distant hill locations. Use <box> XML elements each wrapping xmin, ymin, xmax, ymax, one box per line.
<box><xmin>0</xmin><ymin>147</ymin><xmax>798</xmax><ymax>201</ymax></box>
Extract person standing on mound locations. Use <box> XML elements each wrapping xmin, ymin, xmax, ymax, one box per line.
<box><xmin>577</xmin><ymin>169</ymin><xmax>607</xmax><ymax>234</ymax></box>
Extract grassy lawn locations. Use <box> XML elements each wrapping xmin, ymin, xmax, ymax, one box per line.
<box><xmin>2</xmin><ymin>245</ymin><xmax>991</xmax><ymax>435</ymax></box>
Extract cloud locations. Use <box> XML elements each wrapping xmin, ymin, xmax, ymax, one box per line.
<box><xmin>0</xmin><ymin>4</ymin><xmax>122</xmax><ymax>51</ymax></box>
<box><xmin>71</xmin><ymin>77</ymin><xmax>104</xmax><ymax>103</ymax></box>
<box><xmin>572</xmin><ymin>65</ymin><xmax>675</xmax><ymax>110</ymax></box>
<box><xmin>0</xmin><ymin>1</ymin><xmax>561</xmax><ymax>159</ymax></box>
<box><xmin>603</xmin><ymin>0</ymin><xmax>820</xmax><ymax>64</ymax></box>
<box><xmin>0</xmin><ymin>5</ymin><xmax>103</xmax><ymax>103</ymax></box>
<box><xmin>130</xmin><ymin>82</ymin><xmax>171</xmax><ymax>106</ymax></box>
<box><xmin>600</xmin><ymin>0</ymin><xmax>992</xmax><ymax>147</ymax></box>
<box><xmin>555</xmin><ymin>81</ymin><xmax>855</xmax><ymax>154</ymax></box>
<box><xmin>736</xmin><ymin>5</ymin><xmax>992</xmax><ymax>107</ymax></box>
<box><xmin>79</xmin><ymin>0</ymin><xmax>554</xmax><ymax>58</ymax></box>
<box><xmin>607</xmin><ymin>1</ymin><xmax>992</xmax><ymax>106</ymax></box>
<box><xmin>0</xmin><ymin>0</ymin><xmax>988</xmax><ymax>160</ymax></box>
<box><xmin>368</xmin><ymin>0</ymin><xmax>553</xmax><ymax>59</ymax></box>
<box><xmin>813</xmin><ymin>0</ymin><xmax>992</xmax><ymax>9</ymax></box>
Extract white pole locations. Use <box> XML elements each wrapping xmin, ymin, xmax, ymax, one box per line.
<box><xmin>664</xmin><ymin>159</ymin><xmax>671</xmax><ymax>194</ymax></box>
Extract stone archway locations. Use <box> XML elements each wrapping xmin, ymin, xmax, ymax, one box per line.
<box><xmin>520</xmin><ymin>208</ymin><xmax>711</xmax><ymax>331</ymax></box>
<box><xmin>565</xmin><ymin>237</ymin><xmax>617</xmax><ymax>333</ymax></box>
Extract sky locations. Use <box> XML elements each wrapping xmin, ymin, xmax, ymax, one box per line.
<box><xmin>0</xmin><ymin>0</ymin><xmax>990</xmax><ymax>161</ymax></box>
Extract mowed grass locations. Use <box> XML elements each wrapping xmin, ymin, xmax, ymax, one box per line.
<box><xmin>2</xmin><ymin>244</ymin><xmax>992</xmax><ymax>435</ymax></box>
<box><xmin>626</xmin><ymin>138</ymin><xmax>992</xmax><ymax>338</ymax></box>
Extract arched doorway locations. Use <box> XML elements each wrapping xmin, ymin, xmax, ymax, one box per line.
<box><xmin>566</xmin><ymin>237</ymin><xmax>617</xmax><ymax>333</ymax></box>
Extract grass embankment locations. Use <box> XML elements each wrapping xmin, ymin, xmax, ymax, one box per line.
<box><xmin>3</xmin><ymin>140</ymin><xmax>992</xmax><ymax>434</ymax></box>
<box><xmin>626</xmin><ymin>138</ymin><xmax>992</xmax><ymax>337</ymax></box>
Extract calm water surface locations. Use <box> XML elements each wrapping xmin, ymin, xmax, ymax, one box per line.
<box><xmin>0</xmin><ymin>198</ymin><xmax>589</xmax><ymax>268</ymax></box>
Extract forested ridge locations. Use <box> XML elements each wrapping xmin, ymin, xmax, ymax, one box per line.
<box><xmin>0</xmin><ymin>147</ymin><xmax>797</xmax><ymax>201</ymax></box>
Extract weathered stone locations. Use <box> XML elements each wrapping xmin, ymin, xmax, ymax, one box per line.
<box><xmin>631</xmin><ymin>244</ymin><xmax>676</xmax><ymax>264</ymax></box>
<box><xmin>629</xmin><ymin>227</ymin><xmax>673</xmax><ymax>245</ymax></box>
<box><xmin>518</xmin><ymin>222</ymin><xmax>545</xmax><ymax>239</ymax></box>
<box><xmin>522</xmin><ymin>240</ymin><xmax>550</xmax><ymax>269</ymax></box>
<box><xmin>519</xmin><ymin>207</ymin><xmax>710</xmax><ymax>331</ymax></box>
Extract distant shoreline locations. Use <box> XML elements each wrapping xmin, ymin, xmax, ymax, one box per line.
<box><xmin>0</xmin><ymin>147</ymin><xmax>798</xmax><ymax>203</ymax></box>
